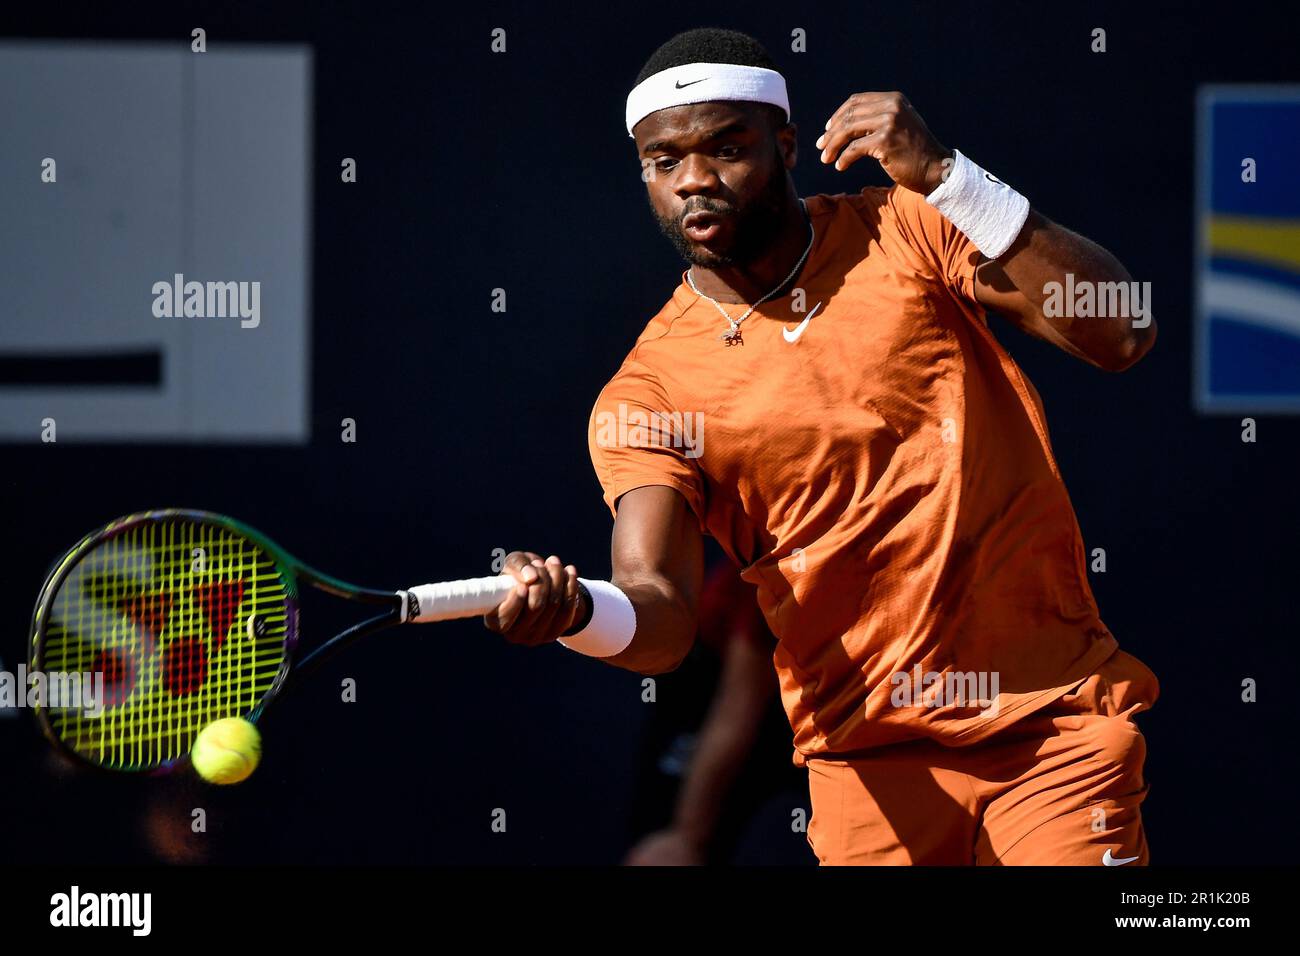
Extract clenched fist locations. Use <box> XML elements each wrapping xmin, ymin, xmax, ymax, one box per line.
<box><xmin>483</xmin><ymin>551</ymin><xmax>586</xmax><ymax>647</ymax></box>
<box><xmin>815</xmin><ymin>90</ymin><xmax>952</xmax><ymax>195</ymax></box>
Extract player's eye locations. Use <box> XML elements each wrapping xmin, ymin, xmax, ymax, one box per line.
<box><xmin>653</xmin><ymin>157</ymin><xmax>679</xmax><ymax>173</ymax></box>
<box><xmin>717</xmin><ymin>145</ymin><xmax>742</xmax><ymax>159</ymax></box>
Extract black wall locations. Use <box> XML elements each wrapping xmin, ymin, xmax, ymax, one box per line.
<box><xmin>2</xmin><ymin>1</ymin><xmax>1296</xmax><ymax>864</ymax></box>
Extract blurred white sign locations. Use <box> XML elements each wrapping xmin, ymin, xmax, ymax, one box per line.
<box><xmin>0</xmin><ymin>42</ymin><xmax>312</xmax><ymax>442</ymax></box>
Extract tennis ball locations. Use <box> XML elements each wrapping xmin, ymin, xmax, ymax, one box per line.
<box><xmin>191</xmin><ymin>717</ymin><xmax>261</xmax><ymax>785</ymax></box>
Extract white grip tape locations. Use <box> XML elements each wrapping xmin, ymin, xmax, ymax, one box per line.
<box><xmin>402</xmin><ymin>577</ymin><xmax>517</xmax><ymax>623</ymax></box>
<box><xmin>557</xmin><ymin>577</ymin><xmax>637</xmax><ymax>658</ymax></box>
<box><xmin>924</xmin><ymin>148</ymin><xmax>1030</xmax><ymax>260</ymax></box>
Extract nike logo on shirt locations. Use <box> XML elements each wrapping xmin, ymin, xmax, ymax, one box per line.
<box><xmin>1102</xmin><ymin>848</ymin><xmax>1140</xmax><ymax>866</ymax></box>
<box><xmin>783</xmin><ymin>302</ymin><xmax>823</xmax><ymax>343</ymax></box>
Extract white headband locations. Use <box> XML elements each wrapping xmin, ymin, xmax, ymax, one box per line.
<box><xmin>625</xmin><ymin>62</ymin><xmax>790</xmax><ymax>138</ymax></box>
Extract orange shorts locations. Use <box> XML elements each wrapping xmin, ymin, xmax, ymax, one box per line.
<box><xmin>805</xmin><ymin>649</ymin><xmax>1159</xmax><ymax>865</ymax></box>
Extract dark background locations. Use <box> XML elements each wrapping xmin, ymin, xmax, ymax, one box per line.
<box><xmin>1</xmin><ymin>1</ymin><xmax>1296</xmax><ymax>865</ymax></box>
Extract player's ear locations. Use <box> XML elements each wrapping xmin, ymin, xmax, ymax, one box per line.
<box><xmin>777</xmin><ymin>121</ymin><xmax>798</xmax><ymax>170</ymax></box>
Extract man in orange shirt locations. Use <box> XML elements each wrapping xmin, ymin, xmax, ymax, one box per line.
<box><xmin>484</xmin><ymin>27</ymin><xmax>1160</xmax><ymax>865</ymax></box>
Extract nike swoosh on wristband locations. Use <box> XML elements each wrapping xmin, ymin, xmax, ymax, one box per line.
<box><xmin>1102</xmin><ymin>849</ymin><xmax>1140</xmax><ymax>866</ymax></box>
<box><xmin>675</xmin><ymin>77</ymin><xmax>708</xmax><ymax>88</ymax></box>
<box><xmin>783</xmin><ymin>302</ymin><xmax>823</xmax><ymax>343</ymax></box>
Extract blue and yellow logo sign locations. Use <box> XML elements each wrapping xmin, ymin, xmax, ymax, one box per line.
<box><xmin>1196</xmin><ymin>86</ymin><xmax>1300</xmax><ymax>412</ymax></box>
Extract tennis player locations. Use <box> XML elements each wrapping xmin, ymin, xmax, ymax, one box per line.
<box><xmin>485</xmin><ymin>27</ymin><xmax>1160</xmax><ymax>865</ymax></box>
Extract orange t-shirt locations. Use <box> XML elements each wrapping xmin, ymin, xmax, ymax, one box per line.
<box><xmin>587</xmin><ymin>184</ymin><xmax>1119</xmax><ymax>764</ymax></box>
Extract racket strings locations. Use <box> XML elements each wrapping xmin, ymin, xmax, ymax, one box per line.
<box><xmin>37</xmin><ymin>519</ymin><xmax>291</xmax><ymax>770</ymax></box>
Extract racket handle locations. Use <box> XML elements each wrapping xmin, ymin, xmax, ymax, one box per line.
<box><xmin>400</xmin><ymin>576</ymin><xmax>518</xmax><ymax>623</ymax></box>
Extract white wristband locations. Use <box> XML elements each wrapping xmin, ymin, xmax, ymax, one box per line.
<box><xmin>924</xmin><ymin>148</ymin><xmax>1030</xmax><ymax>259</ymax></box>
<box><xmin>557</xmin><ymin>578</ymin><xmax>637</xmax><ymax>658</ymax></box>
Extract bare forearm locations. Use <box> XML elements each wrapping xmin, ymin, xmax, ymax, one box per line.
<box><xmin>671</xmin><ymin>719</ymin><xmax>761</xmax><ymax>845</ymax></box>
<box><xmin>988</xmin><ymin>211</ymin><xmax>1157</xmax><ymax>370</ymax></box>
<box><xmin>670</xmin><ymin>638</ymin><xmax>775</xmax><ymax>846</ymax></box>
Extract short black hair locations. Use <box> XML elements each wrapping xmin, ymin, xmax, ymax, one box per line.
<box><xmin>634</xmin><ymin>27</ymin><xmax>778</xmax><ymax>85</ymax></box>
<box><xmin>633</xmin><ymin>28</ymin><xmax>788</xmax><ymax>133</ymax></box>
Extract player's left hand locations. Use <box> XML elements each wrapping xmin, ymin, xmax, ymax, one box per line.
<box><xmin>815</xmin><ymin>91</ymin><xmax>953</xmax><ymax>195</ymax></box>
<box><xmin>623</xmin><ymin>828</ymin><xmax>707</xmax><ymax>866</ymax></box>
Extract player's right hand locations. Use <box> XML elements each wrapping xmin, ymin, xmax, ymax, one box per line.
<box><xmin>483</xmin><ymin>550</ymin><xmax>584</xmax><ymax>647</ymax></box>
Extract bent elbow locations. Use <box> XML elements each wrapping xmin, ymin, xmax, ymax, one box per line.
<box><xmin>605</xmin><ymin>627</ymin><xmax>695</xmax><ymax>676</ymax></box>
<box><xmin>639</xmin><ymin>627</ymin><xmax>696</xmax><ymax>674</ymax></box>
<box><xmin>639</xmin><ymin>649</ymin><xmax>690</xmax><ymax>676</ymax></box>
<box><xmin>1101</xmin><ymin>319</ymin><xmax>1157</xmax><ymax>372</ymax></box>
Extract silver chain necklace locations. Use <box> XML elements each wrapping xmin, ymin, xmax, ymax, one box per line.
<box><xmin>687</xmin><ymin>198</ymin><xmax>814</xmax><ymax>347</ymax></box>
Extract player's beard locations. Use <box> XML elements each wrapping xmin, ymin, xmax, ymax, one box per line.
<box><xmin>650</xmin><ymin>149</ymin><xmax>791</xmax><ymax>270</ymax></box>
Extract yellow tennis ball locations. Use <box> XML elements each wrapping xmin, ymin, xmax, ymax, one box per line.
<box><xmin>191</xmin><ymin>717</ymin><xmax>261</xmax><ymax>784</ymax></box>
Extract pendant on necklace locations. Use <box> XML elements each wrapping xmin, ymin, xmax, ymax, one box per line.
<box><xmin>720</xmin><ymin>327</ymin><xmax>744</xmax><ymax>347</ymax></box>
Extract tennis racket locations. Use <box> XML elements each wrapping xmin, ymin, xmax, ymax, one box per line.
<box><xmin>28</xmin><ymin>508</ymin><xmax>516</xmax><ymax>774</ymax></box>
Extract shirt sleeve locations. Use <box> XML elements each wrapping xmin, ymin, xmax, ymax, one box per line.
<box><xmin>587</xmin><ymin>357</ymin><xmax>708</xmax><ymax>531</ymax></box>
<box><xmin>882</xmin><ymin>183</ymin><xmax>983</xmax><ymax>307</ymax></box>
